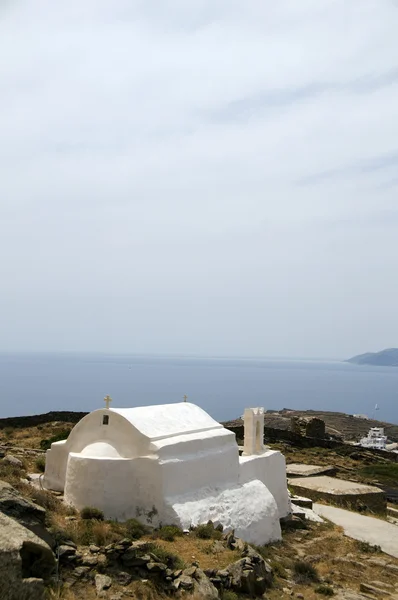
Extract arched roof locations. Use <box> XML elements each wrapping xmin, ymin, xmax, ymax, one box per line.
<box><xmin>110</xmin><ymin>402</ymin><xmax>222</xmax><ymax>441</ymax></box>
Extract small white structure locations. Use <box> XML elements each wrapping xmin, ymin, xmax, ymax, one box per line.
<box><xmin>43</xmin><ymin>400</ymin><xmax>291</xmax><ymax>545</ymax></box>
<box><xmin>360</xmin><ymin>427</ymin><xmax>388</xmax><ymax>450</ymax></box>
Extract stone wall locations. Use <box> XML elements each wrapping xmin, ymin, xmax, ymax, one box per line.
<box><xmin>289</xmin><ymin>482</ymin><xmax>387</xmax><ymax>515</ymax></box>
<box><xmin>305</xmin><ymin>418</ymin><xmax>326</xmax><ymax>439</ymax></box>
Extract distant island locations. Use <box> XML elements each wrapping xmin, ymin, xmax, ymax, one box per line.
<box><xmin>347</xmin><ymin>348</ymin><xmax>398</xmax><ymax>366</ymax></box>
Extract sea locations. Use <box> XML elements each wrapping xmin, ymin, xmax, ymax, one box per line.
<box><xmin>0</xmin><ymin>353</ymin><xmax>397</xmax><ymax>424</ymax></box>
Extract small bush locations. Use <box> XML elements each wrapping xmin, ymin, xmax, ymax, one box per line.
<box><xmin>129</xmin><ymin>580</ymin><xmax>159</xmax><ymax>600</ymax></box>
<box><xmin>293</xmin><ymin>560</ymin><xmax>319</xmax><ymax>583</ymax></box>
<box><xmin>152</xmin><ymin>544</ymin><xmax>185</xmax><ymax>570</ymax></box>
<box><xmin>50</xmin><ymin>517</ymin><xmax>121</xmax><ymax>547</ymax></box>
<box><xmin>356</xmin><ymin>540</ymin><xmax>382</xmax><ymax>554</ymax></box>
<box><xmin>271</xmin><ymin>560</ymin><xmax>288</xmax><ymax>579</ymax></box>
<box><xmin>29</xmin><ymin>488</ymin><xmax>62</xmax><ymax>512</ymax></box>
<box><xmin>315</xmin><ymin>584</ymin><xmax>334</xmax><ymax>596</ymax></box>
<box><xmin>155</xmin><ymin>525</ymin><xmax>183</xmax><ymax>542</ymax></box>
<box><xmin>125</xmin><ymin>518</ymin><xmax>151</xmax><ymax>540</ymax></box>
<box><xmin>35</xmin><ymin>455</ymin><xmax>46</xmax><ymax>473</ymax></box>
<box><xmin>0</xmin><ymin>462</ymin><xmax>25</xmax><ymax>486</ymax></box>
<box><xmin>40</xmin><ymin>429</ymin><xmax>72</xmax><ymax>451</ymax></box>
<box><xmin>4</xmin><ymin>427</ymin><xmax>15</xmax><ymax>438</ymax></box>
<box><xmin>80</xmin><ymin>506</ymin><xmax>104</xmax><ymax>521</ymax></box>
<box><xmin>195</xmin><ymin>521</ymin><xmax>222</xmax><ymax>540</ymax></box>
<box><xmin>222</xmin><ymin>592</ymin><xmax>239</xmax><ymax>600</ymax></box>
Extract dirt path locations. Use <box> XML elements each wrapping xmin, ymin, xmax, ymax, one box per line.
<box><xmin>314</xmin><ymin>503</ymin><xmax>398</xmax><ymax>558</ymax></box>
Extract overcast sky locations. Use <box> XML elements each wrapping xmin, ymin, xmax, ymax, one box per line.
<box><xmin>1</xmin><ymin>0</ymin><xmax>398</xmax><ymax>359</ymax></box>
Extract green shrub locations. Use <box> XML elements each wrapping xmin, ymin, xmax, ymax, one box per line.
<box><xmin>40</xmin><ymin>429</ymin><xmax>72</xmax><ymax>451</ymax></box>
<box><xmin>29</xmin><ymin>488</ymin><xmax>62</xmax><ymax>512</ymax></box>
<box><xmin>222</xmin><ymin>592</ymin><xmax>239</xmax><ymax>600</ymax></box>
<box><xmin>293</xmin><ymin>560</ymin><xmax>319</xmax><ymax>583</ymax></box>
<box><xmin>360</xmin><ymin>463</ymin><xmax>398</xmax><ymax>486</ymax></box>
<box><xmin>356</xmin><ymin>540</ymin><xmax>382</xmax><ymax>554</ymax></box>
<box><xmin>80</xmin><ymin>506</ymin><xmax>104</xmax><ymax>521</ymax></box>
<box><xmin>125</xmin><ymin>518</ymin><xmax>151</xmax><ymax>540</ymax></box>
<box><xmin>315</xmin><ymin>584</ymin><xmax>334</xmax><ymax>596</ymax></box>
<box><xmin>50</xmin><ymin>518</ymin><xmax>120</xmax><ymax>547</ymax></box>
<box><xmin>155</xmin><ymin>525</ymin><xmax>183</xmax><ymax>542</ymax></box>
<box><xmin>271</xmin><ymin>560</ymin><xmax>288</xmax><ymax>578</ymax></box>
<box><xmin>35</xmin><ymin>455</ymin><xmax>46</xmax><ymax>473</ymax></box>
<box><xmin>195</xmin><ymin>521</ymin><xmax>222</xmax><ymax>540</ymax></box>
<box><xmin>152</xmin><ymin>545</ymin><xmax>185</xmax><ymax>570</ymax></box>
<box><xmin>0</xmin><ymin>462</ymin><xmax>24</xmax><ymax>486</ymax></box>
<box><xmin>4</xmin><ymin>427</ymin><xmax>15</xmax><ymax>438</ymax></box>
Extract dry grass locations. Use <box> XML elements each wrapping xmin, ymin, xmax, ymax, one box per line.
<box><xmin>266</xmin><ymin>521</ymin><xmax>398</xmax><ymax>599</ymax></box>
<box><xmin>0</xmin><ymin>421</ymin><xmax>74</xmax><ymax>450</ymax></box>
<box><xmin>49</xmin><ymin>513</ymin><xmax>124</xmax><ymax>546</ymax></box>
<box><xmin>153</xmin><ymin>535</ymin><xmax>240</xmax><ymax>571</ymax></box>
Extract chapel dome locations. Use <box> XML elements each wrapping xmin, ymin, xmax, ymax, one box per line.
<box><xmin>80</xmin><ymin>442</ymin><xmax>122</xmax><ymax>458</ymax></box>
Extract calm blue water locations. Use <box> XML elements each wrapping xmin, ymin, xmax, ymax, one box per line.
<box><xmin>0</xmin><ymin>353</ymin><xmax>397</xmax><ymax>424</ymax></box>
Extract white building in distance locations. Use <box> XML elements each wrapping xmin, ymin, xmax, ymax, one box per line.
<box><xmin>43</xmin><ymin>401</ymin><xmax>291</xmax><ymax>545</ymax></box>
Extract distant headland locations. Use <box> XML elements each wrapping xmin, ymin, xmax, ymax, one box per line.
<box><xmin>346</xmin><ymin>348</ymin><xmax>398</xmax><ymax>366</ymax></box>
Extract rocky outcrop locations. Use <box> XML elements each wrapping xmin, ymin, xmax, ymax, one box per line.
<box><xmin>3</xmin><ymin>454</ymin><xmax>24</xmax><ymax>467</ymax></box>
<box><xmin>0</xmin><ymin>481</ymin><xmax>53</xmax><ymax>545</ymax></box>
<box><xmin>57</xmin><ymin>530</ymin><xmax>273</xmax><ymax>598</ymax></box>
<box><xmin>0</xmin><ymin>512</ymin><xmax>55</xmax><ymax>600</ymax></box>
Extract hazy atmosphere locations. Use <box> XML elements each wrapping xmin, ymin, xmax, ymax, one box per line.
<box><xmin>1</xmin><ymin>0</ymin><xmax>398</xmax><ymax>358</ymax></box>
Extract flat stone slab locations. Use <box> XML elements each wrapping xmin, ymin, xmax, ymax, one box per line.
<box><xmin>289</xmin><ymin>476</ymin><xmax>386</xmax><ymax>514</ymax></box>
<box><xmin>286</xmin><ymin>464</ymin><xmax>337</xmax><ymax>477</ymax></box>
<box><xmin>289</xmin><ymin>476</ymin><xmax>383</xmax><ymax>495</ymax></box>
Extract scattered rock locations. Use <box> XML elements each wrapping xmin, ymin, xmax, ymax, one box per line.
<box><xmin>211</xmin><ymin>540</ymin><xmax>225</xmax><ymax>554</ymax></box>
<box><xmin>82</xmin><ymin>554</ymin><xmax>99</xmax><ymax>567</ymax></box>
<box><xmin>173</xmin><ymin>569</ymin><xmax>183</xmax><ymax>578</ymax></box>
<box><xmin>122</xmin><ymin>552</ymin><xmax>151</xmax><ymax>567</ymax></box>
<box><xmin>0</xmin><ymin>511</ymin><xmax>55</xmax><ymax>600</ymax></box>
<box><xmin>193</xmin><ymin>567</ymin><xmax>219</xmax><ymax>599</ymax></box>
<box><xmin>116</xmin><ymin>571</ymin><xmax>133</xmax><ymax>586</ymax></box>
<box><xmin>386</xmin><ymin>564</ymin><xmax>398</xmax><ymax>574</ymax></box>
<box><xmin>183</xmin><ymin>566</ymin><xmax>197</xmax><ymax>577</ymax></box>
<box><xmin>366</xmin><ymin>557</ymin><xmax>388</xmax><ymax>567</ymax></box>
<box><xmin>175</xmin><ymin>574</ymin><xmax>194</xmax><ymax>590</ymax></box>
<box><xmin>360</xmin><ymin>582</ymin><xmax>392</xmax><ymax>597</ymax></box>
<box><xmin>90</xmin><ymin>544</ymin><xmax>101</xmax><ymax>553</ymax></box>
<box><xmin>146</xmin><ymin>562</ymin><xmax>167</xmax><ymax>572</ymax></box>
<box><xmin>58</xmin><ymin>545</ymin><xmax>77</xmax><ymax>561</ymax></box>
<box><xmin>72</xmin><ymin>566</ymin><xmax>91</xmax><ymax>578</ymax></box>
<box><xmin>3</xmin><ymin>454</ymin><xmax>23</xmax><ymax>467</ymax></box>
<box><xmin>371</xmin><ymin>580</ymin><xmax>395</xmax><ymax>591</ymax></box>
<box><xmin>95</xmin><ymin>573</ymin><xmax>112</xmax><ymax>595</ymax></box>
<box><xmin>0</xmin><ymin>480</ymin><xmax>53</xmax><ymax>546</ymax></box>
<box><xmin>224</xmin><ymin>546</ymin><xmax>273</xmax><ymax>597</ymax></box>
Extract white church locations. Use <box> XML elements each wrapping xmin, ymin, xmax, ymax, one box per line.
<box><xmin>43</xmin><ymin>399</ymin><xmax>291</xmax><ymax>545</ymax></box>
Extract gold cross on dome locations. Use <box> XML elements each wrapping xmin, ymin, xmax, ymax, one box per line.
<box><xmin>104</xmin><ymin>395</ymin><xmax>112</xmax><ymax>410</ymax></box>
<box><xmin>183</xmin><ymin>395</ymin><xmax>188</xmax><ymax>402</ymax></box>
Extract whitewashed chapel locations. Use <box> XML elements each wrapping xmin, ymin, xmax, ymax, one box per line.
<box><xmin>43</xmin><ymin>400</ymin><xmax>291</xmax><ymax>545</ymax></box>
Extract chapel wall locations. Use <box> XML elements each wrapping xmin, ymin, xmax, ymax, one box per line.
<box><xmin>64</xmin><ymin>454</ymin><xmax>164</xmax><ymax>524</ymax></box>
<box><xmin>160</xmin><ymin>445</ymin><xmax>239</xmax><ymax>497</ymax></box>
<box><xmin>64</xmin><ymin>410</ymin><xmax>149</xmax><ymax>458</ymax></box>
<box><xmin>43</xmin><ymin>440</ymin><xmax>68</xmax><ymax>491</ymax></box>
<box><xmin>239</xmin><ymin>449</ymin><xmax>291</xmax><ymax>518</ymax></box>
